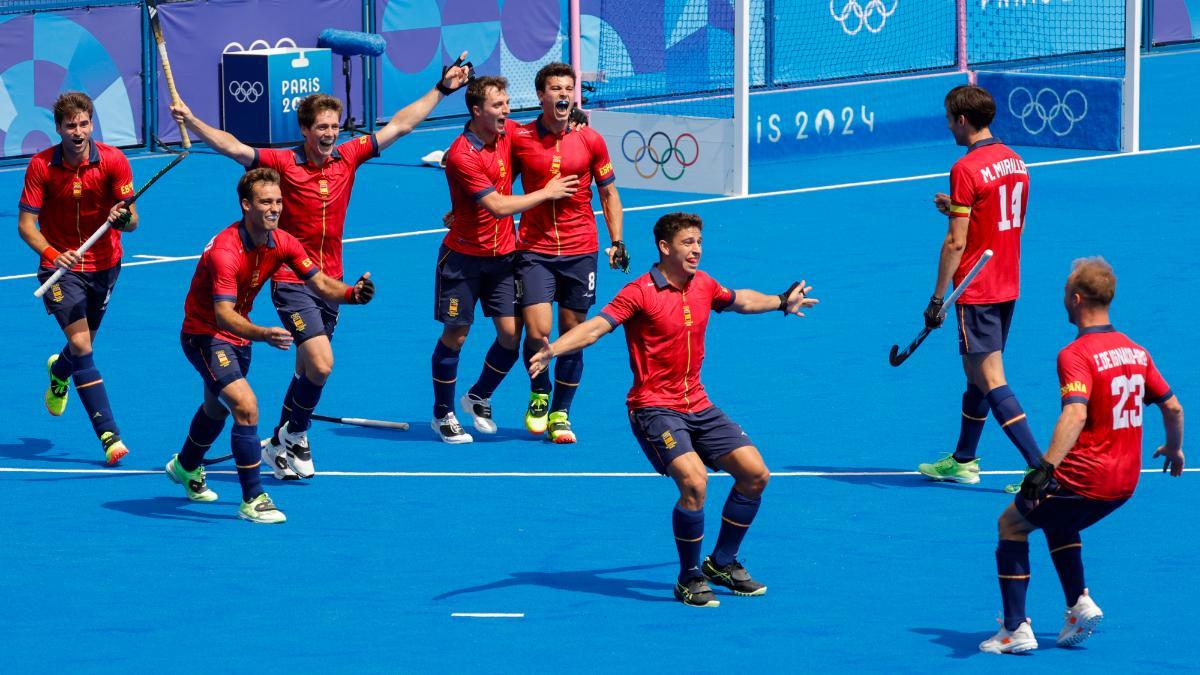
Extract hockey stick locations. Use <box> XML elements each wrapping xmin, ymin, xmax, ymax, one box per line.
<box><xmin>34</xmin><ymin>151</ymin><xmax>188</xmax><ymax>298</ymax></box>
<box><xmin>200</xmin><ymin>415</ymin><xmax>409</xmax><ymax>466</ymax></box>
<box><xmin>888</xmin><ymin>248</ymin><xmax>993</xmax><ymax>367</ymax></box>
<box><xmin>147</xmin><ymin>0</ymin><xmax>191</xmax><ymax>148</ymax></box>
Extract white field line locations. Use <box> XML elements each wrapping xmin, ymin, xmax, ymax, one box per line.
<box><xmin>450</xmin><ymin>613</ymin><xmax>524</xmax><ymax>618</ymax></box>
<box><xmin>0</xmin><ymin>467</ymin><xmax>1194</xmax><ymax>477</ymax></box>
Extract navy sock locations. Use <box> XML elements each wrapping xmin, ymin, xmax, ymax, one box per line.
<box><xmin>672</xmin><ymin>505</ymin><xmax>705</xmax><ymax>583</ymax></box>
<box><xmin>468</xmin><ymin>340</ymin><xmax>519</xmax><ymax>400</ymax></box>
<box><xmin>986</xmin><ymin>385</ymin><xmax>1043</xmax><ymax>467</ymax></box>
<box><xmin>432</xmin><ymin>340</ymin><xmax>460</xmax><ymax>418</ymax></box>
<box><xmin>711</xmin><ymin>488</ymin><xmax>762</xmax><ymax>567</ymax></box>
<box><xmin>51</xmin><ymin>345</ymin><xmax>74</xmax><ymax>381</ymax></box>
<box><xmin>178</xmin><ymin>406</ymin><xmax>227</xmax><ymax>471</ymax></box>
<box><xmin>952</xmin><ymin>384</ymin><xmax>990</xmax><ymax>462</ymax></box>
<box><xmin>276</xmin><ymin>374</ymin><xmax>300</xmax><ymax>433</ymax></box>
<box><xmin>550</xmin><ymin>352</ymin><xmax>583</xmax><ymax>413</ymax></box>
<box><xmin>70</xmin><ymin>352</ymin><xmax>119</xmax><ymax>437</ymax></box>
<box><xmin>523</xmin><ymin>340</ymin><xmax>551</xmax><ymax>395</ymax></box>
<box><xmin>1047</xmin><ymin>530</ymin><xmax>1086</xmax><ymax>607</ymax></box>
<box><xmin>231</xmin><ymin>423</ymin><xmax>263</xmax><ymax>502</ymax></box>
<box><xmin>996</xmin><ymin>539</ymin><xmax>1031</xmax><ymax>631</ymax></box>
<box><xmin>288</xmin><ymin>373</ymin><xmax>324</xmax><ymax>432</ymax></box>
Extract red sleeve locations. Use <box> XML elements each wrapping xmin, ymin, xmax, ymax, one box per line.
<box><xmin>445</xmin><ymin>148</ymin><xmax>496</xmax><ymax>202</ymax></box>
<box><xmin>600</xmin><ymin>281</ymin><xmax>644</xmax><ymax>327</ymax></box>
<box><xmin>18</xmin><ymin>157</ymin><xmax>47</xmax><ymax>214</ymax></box>
<box><xmin>587</xmin><ymin>130</ymin><xmax>616</xmax><ymax>187</ymax></box>
<box><xmin>704</xmin><ymin>274</ymin><xmax>735</xmax><ymax>311</ymax></box>
<box><xmin>252</xmin><ymin>147</ymin><xmax>292</xmax><ymax>171</ymax></box>
<box><xmin>1057</xmin><ymin>346</ymin><xmax>1093</xmax><ymax>407</ymax></box>
<box><xmin>337</xmin><ymin>134</ymin><xmax>380</xmax><ymax>169</ymax></box>
<box><xmin>108</xmin><ymin>151</ymin><xmax>135</xmax><ymax>202</ymax></box>
<box><xmin>208</xmin><ymin>246</ymin><xmax>242</xmax><ymax>303</ymax></box>
<box><xmin>948</xmin><ymin>161</ymin><xmax>975</xmax><ymax>219</ymax></box>
<box><xmin>1144</xmin><ymin>354</ymin><xmax>1173</xmax><ymax>405</ymax></box>
<box><xmin>278</xmin><ymin>232</ymin><xmax>319</xmax><ymax>280</ymax></box>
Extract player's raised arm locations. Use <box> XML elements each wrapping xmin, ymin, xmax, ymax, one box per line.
<box><xmin>478</xmin><ymin>172</ymin><xmax>579</xmax><ymax>217</ymax></box>
<box><xmin>528</xmin><ymin>315</ymin><xmax>614</xmax><ymax>378</ymax></box>
<box><xmin>214</xmin><ymin>300</ymin><xmax>293</xmax><ymax>350</ymax></box>
<box><xmin>728</xmin><ymin>281</ymin><xmax>819</xmax><ymax>317</ymax></box>
<box><xmin>304</xmin><ymin>269</ymin><xmax>375</xmax><ymax>306</ymax></box>
<box><xmin>170</xmin><ymin>98</ymin><xmax>255</xmax><ymax>166</ymax></box>
<box><xmin>1152</xmin><ymin>395</ymin><xmax>1185</xmax><ymax>476</ymax></box>
<box><xmin>376</xmin><ymin>52</ymin><xmax>472</xmax><ymax>150</ymax></box>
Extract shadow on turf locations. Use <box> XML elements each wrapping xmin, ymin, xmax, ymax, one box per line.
<box><xmin>101</xmin><ymin>496</ymin><xmax>239</xmax><ymax>523</ymax></box>
<box><xmin>0</xmin><ymin>437</ymin><xmax>110</xmax><ymax>468</ymax></box>
<box><xmin>434</xmin><ymin>562</ymin><xmax>676</xmax><ymax>603</ymax></box>
<box><xmin>911</xmin><ymin>627</ymin><xmax>1071</xmax><ymax>658</ymax></box>
<box><xmin>780</xmin><ymin>465</ymin><xmax>1009</xmax><ymax>494</ymax></box>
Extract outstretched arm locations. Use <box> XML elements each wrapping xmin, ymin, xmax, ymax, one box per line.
<box><xmin>303</xmin><ymin>270</ymin><xmax>374</xmax><ymax>305</ymax></box>
<box><xmin>170</xmin><ymin>99</ymin><xmax>255</xmax><ymax>166</ymax></box>
<box><xmin>728</xmin><ymin>280</ymin><xmax>818</xmax><ymax>316</ymax></box>
<box><xmin>376</xmin><ymin>53</ymin><xmax>472</xmax><ymax>151</ymax></box>
<box><xmin>528</xmin><ymin>315</ymin><xmax>614</xmax><ymax>377</ymax></box>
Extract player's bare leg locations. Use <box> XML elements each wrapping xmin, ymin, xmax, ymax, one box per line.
<box><xmin>666</xmin><ymin>452</ymin><xmax>719</xmax><ymax>607</ymax></box>
<box><xmin>522</xmin><ymin>302</ymin><xmax>555</xmax><ymax>435</ymax></box>
<box><xmin>47</xmin><ymin>317</ymin><xmax>128</xmax><ymax>463</ymax></box>
<box><xmin>981</xmin><ymin>504</ymin><xmax>1039</xmax><ymax>653</ymax></box>
<box><xmin>461</xmin><ymin>315</ymin><xmax>522</xmax><ymax>435</ymax></box>
<box><xmin>433</xmin><ymin>325</ymin><xmax>472</xmax><ymax>443</ymax></box>
<box><xmin>703</xmin><ymin>445</ymin><xmax>769</xmax><ymax>596</ymax></box>
<box><xmin>218</xmin><ymin>378</ymin><xmax>284</xmax><ymax>523</ymax></box>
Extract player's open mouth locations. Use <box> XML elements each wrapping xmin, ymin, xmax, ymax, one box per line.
<box><xmin>265</xmin><ymin>213</ymin><xmax>279</xmax><ymax>222</ymax></box>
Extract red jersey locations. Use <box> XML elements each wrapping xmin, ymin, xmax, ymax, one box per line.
<box><xmin>251</xmin><ymin>134</ymin><xmax>378</xmax><ymax>282</ymax></box>
<box><xmin>182</xmin><ymin>222</ymin><xmax>318</xmax><ymax>346</ymax></box>
<box><xmin>1054</xmin><ymin>325</ymin><xmax>1173</xmax><ymax>501</ymax></box>
<box><xmin>19</xmin><ymin>141</ymin><xmax>134</xmax><ymax>272</ymax></box>
<box><xmin>947</xmin><ymin>138</ymin><xmax>1028</xmax><ymax>304</ymax></box>
<box><xmin>443</xmin><ymin>119</ymin><xmax>520</xmax><ymax>257</ymax></box>
<box><xmin>599</xmin><ymin>266</ymin><xmax>735</xmax><ymax>413</ymax></box>
<box><xmin>511</xmin><ymin>117</ymin><xmax>615</xmax><ymax>256</ymax></box>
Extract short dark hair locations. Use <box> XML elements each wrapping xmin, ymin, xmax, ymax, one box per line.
<box><xmin>297</xmin><ymin>93</ymin><xmax>342</xmax><ymax>129</ymax></box>
<box><xmin>653</xmin><ymin>212</ymin><xmax>704</xmax><ymax>247</ymax></box>
<box><xmin>53</xmin><ymin>92</ymin><xmax>94</xmax><ymax>126</ymax></box>
<box><xmin>465</xmin><ymin>76</ymin><xmax>508</xmax><ymax>118</ymax></box>
<box><xmin>534</xmin><ymin>62</ymin><xmax>576</xmax><ymax>92</ymax></box>
<box><xmin>238</xmin><ymin>167</ymin><xmax>280</xmax><ymax>206</ymax></box>
<box><xmin>944</xmin><ymin>85</ymin><xmax>996</xmax><ymax>130</ymax></box>
<box><xmin>1068</xmin><ymin>256</ymin><xmax>1117</xmax><ymax>307</ymax></box>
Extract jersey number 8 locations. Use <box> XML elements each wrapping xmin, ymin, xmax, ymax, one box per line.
<box><xmin>1111</xmin><ymin>374</ymin><xmax>1145</xmax><ymax>430</ymax></box>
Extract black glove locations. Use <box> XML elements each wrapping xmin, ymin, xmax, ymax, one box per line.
<box><xmin>923</xmin><ymin>295</ymin><xmax>945</xmax><ymax>329</ymax></box>
<box><xmin>778</xmin><ymin>282</ymin><xmax>801</xmax><ymax>315</ymax></box>
<box><xmin>111</xmin><ymin>210</ymin><xmax>132</xmax><ymax>232</ymax></box>
<box><xmin>436</xmin><ymin>60</ymin><xmax>474</xmax><ymax>96</ymax></box>
<box><xmin>352</xmin><ymin>275</ymin><xmax>375</xmax><ymax>305</ymax></box>
<box><xmin>1019</xmin><ymin>459</ymin><xmax>1055</xmax><ymax>502</ymax></box>
<box><xmin>610</xmin><ymin>240</ymin><xmax>629</xmax><ymax>273</ymax></box>
<box><xmin>568</xmin><ymin>106</ymin><xmax>589</xmax><ymax>127</ymax></box>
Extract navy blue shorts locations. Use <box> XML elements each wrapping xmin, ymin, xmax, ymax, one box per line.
<box><xmin>37</xmin><ymin>265</ymin><xmax>120</xmax><ymax>331</ymax></box>
<box><xmin>1015</xmin><ymin>482</ymin><xmax>1127</xmax><ymax>533</ymax></box>
<box><xmin>181</xmin><ymin>333</ymin><xmax>252</xmax><ymax>396</ymax></box>
<box><xmin>515</xmin><ymin>251</ymin><xmax>598</xmax><ymax>311</ymax></box>
<box><xmin>956</xmin><ymin>300</ymin><xmax>1015</xmax><ymax>355</ymax></box>
<box><xmin>434</xmin><ymin>244</ymin><xmax>517</xmax><ymax>326</ymax></box>
<box><xmin>628</xmin><ymin>405</ymin><xmax>754</xmax><ymax>475</ymax></box>
<box><xmin>272</xmin><ymin>281</ymin><xmax>339</xmax><ymax>344</ymax></box>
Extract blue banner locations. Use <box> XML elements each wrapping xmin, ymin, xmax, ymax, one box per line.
<box><xmin>978</xmin><ymin>71</ymin><xmax>1121</xmax><ymax>151</ymax></box>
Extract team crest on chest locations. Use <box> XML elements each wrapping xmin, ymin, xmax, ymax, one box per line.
<box><xmin>497</xmin><ymin>159</ymin><xmax>506</xmax><ymax>179</ymax></box>
<box><xmin>682</xmin><ymin>304</ymin><xmax>693</xmax><ymax>327</ymax></box>
<box><xmin>72</xmin><ymin>179</ymin><xmax>82</xmax><ymax>199</ymax></box>
<box><xmin>250</xmin><ymin>270</ymin><xmax>261</xmax><ymax>287</ymax></box>
<box><xmin>319</xmin><ymin>179</ymin><xmax>329</xmax><ymax>196</ymax></box>
<box><xmin>550</xmin><ymin>155</ymin><xmax>561</xmax><ymax>175</ymax></box>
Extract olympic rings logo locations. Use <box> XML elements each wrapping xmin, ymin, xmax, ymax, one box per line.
<box><xmin>1008</xmin><ymin>86</ymin><xmax>1088</xmax><ymax>137</ymax></box>
<box><xmin>830</xmin><ymin>0</ymin><xmax>898</xmax><ymax>35</ymax></box>
<box><xmin>620</xmin><ymin>131</ymin><xmax>699</xmax><ymax>181</ymax></box>
<box><xmin>228</xmin><ymin>80</ymin><xmax>265</xmax><ymax>103</ymax></box>
<box><xmin>223</xmin><ymin>37</ymin><xmax>298</xmax><ymax>53</ymax></box>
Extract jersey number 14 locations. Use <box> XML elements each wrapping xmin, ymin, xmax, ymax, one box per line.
<box><xmin>997</xmin><ymin>183</ymin><xmax>1024</xmax><ymax>232</ymax></box>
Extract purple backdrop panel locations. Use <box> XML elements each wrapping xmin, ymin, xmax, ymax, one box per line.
<box><xmin>156</xmin><ymin>0</ymin><xmax>363</xmax><ymax>144</ymax></box>
<box><xmin>1154</xmin><ymin>0</ymin><xmax>1199</xmax><ymax>43</ymax></box>
<box><xmin>0</xmin><ymin>6</ymin><xmax>143</xmax><ymax>158</ymax></box>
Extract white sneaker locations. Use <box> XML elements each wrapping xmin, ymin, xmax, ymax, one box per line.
<box><xmin>262</xmin><ymin>437</ymin><xmax>299</xmax><ymax>481</ymax></box>
<box><xmin>432</xmin><ymin>412</ymin><xmax>473</xmax><ymax>444</ymax></box>
<box><xmin>278</xmin><ymin>424</ymin><xmax>315</xmax><ymax>478</ymax></box>
<box><xmin>979</xmin><ymin>619</ymin><xmax>1038</xmax><ymax>654</ymax></box>
<box><xmin>1057</xmin><ymin>594</ymin><xmax>1103</xmax><ymax>647</ymax></box>
<box><xmin>460</xmin><ymin>393</ymin><xmax>497</xmax><ymax>434</ymax></box>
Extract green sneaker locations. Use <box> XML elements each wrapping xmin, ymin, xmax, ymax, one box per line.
<box><xmin>100</xmin><ymin>431</ymin><xmax>129</xmax><ymax>465</ymax></box>
<box><xmin>1005</xmin><ymin>468</ymin><xmax>1035</xmax><ymax>494</ymax></box>
<box><xmin>44</xmin><ymin>354</ymin><xmax>69</xmax><ymax>416</ymax></box>
<box><xmin>239</xmin><ymin>493</ymin><xmax>286</xmax><ymax>524</ymax></box>
<box><xmin>917</xmin><ymin>454</ymin><xmax>981</xmax><ymax>484</ymax></box>
<box><xmin>547</xmin><ymin>410</ymin><xmax>576</xmax><ymax>444</ymax></box>
<box><xmin>524</xmin><ymin>392</ymin><xmax>550</xmax><ymax>435</ymax></box>
<box><xmin>165</xmin><ymin>454</ymin><xmax>218</xmax><ymax>502</ymax></box>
